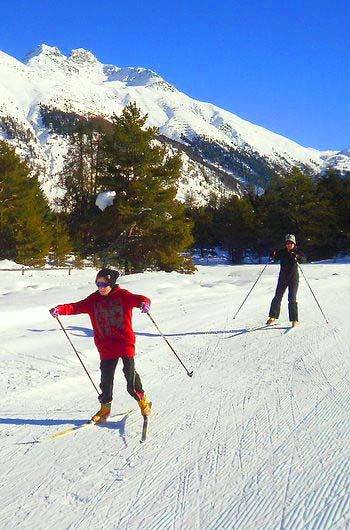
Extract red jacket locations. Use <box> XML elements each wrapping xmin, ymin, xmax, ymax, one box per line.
<box><xmin>56</xmin><ymin>287</ymin><xmax>150</xmax><ymax>360</ymax></box>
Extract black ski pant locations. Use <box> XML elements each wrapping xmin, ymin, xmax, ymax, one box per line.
<box><xmin>269</xmin><ymin>275</ymin><xmax>299</xmax><ymax>322</ymax></box>
<box><xmin>98</xmin><ymin>357</ymin><xmax>144</xmax><ymax>404</ymax></box>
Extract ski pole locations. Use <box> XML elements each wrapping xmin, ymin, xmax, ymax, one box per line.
<box><xmin>233</xmin><ymin>261</ymin><xmax>270</xmax><ymax>319</ymax></box>
<box><xmin>56</xmin><ymin>316</ymin><xmax>100</xmax><ymax>394</ymax></box>
<box><xmin>298</xmin><ymin>264</ymin><xmax>329</xmax><ymax>324</ymax></box>
<box><xmin>147</xmin><ymin>313</ymin><xmax>193</xmax><ymax>378</ymax></box>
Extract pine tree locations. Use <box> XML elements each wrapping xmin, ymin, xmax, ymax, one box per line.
<box><xmin>0</xmin><ymin>141</ymin><xmax>52</xmax><ymax>265</ymax></box>
<box><xmin>258</xmin><ymin>167</ymin><xmax>336</xmax><ymax>258</ymax></box>
<box><xmin>316</xmin><ymin>169</ymin><xmax>350</xmax><ymax>254</ymax></box>
<box><xmin>96</xmin><ymin>103</ymin><xmax>194</xmax><ymax>272</ymax></box>
<box><xmin>186</xmin><ymin>203</ymin><xmax>217</xmax><ymax>257</ymax></box>
<box><xmin>49</xmin><ymin>215</ymin><xmax>73</xmax><ymax>266</ymax></box>
<box><xmin>213</xmin><ymin>195</ymin><xmax>256</xmax><ymax>263</ymax></box>
<box><xmin>58</xmin><ymin>121</ymin><xmax>103</xmax><ymax>256</ymax></box>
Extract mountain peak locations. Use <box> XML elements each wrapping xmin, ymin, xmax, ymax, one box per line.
<box><xmin>69</xmin><ymin>48</ymin><xmax>100</xmax><ymax>65</ymax></box>
<box><xmin>24</xmin><ymin>44</ymin><xmax>102</xmax><ymax>79</ymax></box>
<box><xmin>25</xmin><ymin>44</ymin><xmax>64</xmax><ymax>63</ymax></box>
<box><xmin>103</xmin><ymin>64</ymin><xmax>175</xmax><ymax>90</ymax></box>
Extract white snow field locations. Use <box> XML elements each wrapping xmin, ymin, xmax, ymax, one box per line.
<box><xmin>0</xmin><ymin>263</ymin><xmax>349</xmax><ymax>529</ymax></box>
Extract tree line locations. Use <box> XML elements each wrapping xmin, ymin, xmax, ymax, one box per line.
<box><xmin>187</xmin><ymin>167</ymin><xmax>350</xmax><ymax>262</ymax></box>
<box><xmin>0</xmin><ymin>102</ymin><xmax>349</xmax><ymax>268</ymax></box>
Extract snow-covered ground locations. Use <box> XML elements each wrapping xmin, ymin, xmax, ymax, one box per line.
<box><xmin>1</xmin><ymin>262</ymin><xmax>350</xmax><ymax>529</ymax></box>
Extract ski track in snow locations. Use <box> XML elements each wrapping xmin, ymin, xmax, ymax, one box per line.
<box><xmin>0</xmin><ymin>263</ymin><xmax>350</xmax><ymax>529</ymax></box>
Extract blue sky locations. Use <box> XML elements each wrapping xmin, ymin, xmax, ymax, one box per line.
<box><xmin>1</xmin><ymin>0</ymin><xmax>349</xmax><ymax>150</ymax></box>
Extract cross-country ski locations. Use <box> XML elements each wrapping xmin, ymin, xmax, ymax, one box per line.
<box><xmin>18</xmin><ymin>410</ymin><xmax>135</xmax><ymax>445</ymax></box>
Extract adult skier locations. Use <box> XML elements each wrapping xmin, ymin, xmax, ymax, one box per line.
<box><xmin>49</xmin><ymin>268</ymin><xmax>152</xmax><ymax>422</ymax></box>
<box><xmin>266</xmin><ymin>234</ymin><xmax>304</xmax><ymax>327</ymax></box>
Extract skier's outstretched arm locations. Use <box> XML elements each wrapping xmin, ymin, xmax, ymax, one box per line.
<box><xmin>291</xmin><ymin>249</ymin><xmax>306</xmax><ymax>263</ymax></box>
<box><xmin>270</xmin><ymin>249</ymin><xmax>282</xmax><ymax>262</ymax></box>
<box><xmin>296</xmin><ymin>250</ymin><xmax>306</xmax><ymax>263</ymax></box>
<box><xmin>49</xmin><ymin>297</ymin><xmax>91</xmax><ymax>318</ymax></box>
<box><xmin>124</xmin><ymin>291</ymin><xmax>151</xmax><ymax>313</ymax></box>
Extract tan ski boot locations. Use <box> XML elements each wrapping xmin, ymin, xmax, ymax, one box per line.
<box><xmin>292</xmin><ymin>321</ymin><xmax>300</xmax><ymax>328</ymax></box>
<box><xmin>91</xmin><ymin>402</ymin><xmax>111</xmax><ymax>423</ymax></box>
<box><xmin>138</xmin><ymin>395</ymin><xmax>152</xmax><ymax>417</ymax></box>
<box><xmin>266</xmin><ymin>317</ymin><xmax>276</xmax><ymax>326</ymax></box>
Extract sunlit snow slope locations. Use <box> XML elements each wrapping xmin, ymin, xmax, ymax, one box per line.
<box><xmin>0</xmin><ymin>262</ymin><xmax>349</xmax><ymax>529</ymax></box>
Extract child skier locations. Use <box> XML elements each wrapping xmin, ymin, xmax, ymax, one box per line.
<box><xmin>266</xmin><ymin>234</ymin><xmax>304</xmax><ymax>327</ymax></box>
<box><xmin>49</xmin><ymin>268</ymin><xmax>152</xmax><ymax>422</ymax></box>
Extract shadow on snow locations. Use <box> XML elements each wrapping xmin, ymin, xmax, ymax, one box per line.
<box><xmin>27</xmin><ymin>325</ymin><xmax>94</xmax><ymax>337</ymax></box>
<box><xmin>0</xmin><ymin>416</ymin><xmax>129</xmax><ymax>430</ymax></box>
<box><xmin>136</xmin><ymin>325</ymin><xmax>289</xmax><ymax>339</ymax></box>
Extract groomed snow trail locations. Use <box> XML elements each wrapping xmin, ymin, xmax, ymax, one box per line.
<box><xmin>0</xmin><ymin>264</ymin><xmax>349</xmax><ymax>529</ymax></box>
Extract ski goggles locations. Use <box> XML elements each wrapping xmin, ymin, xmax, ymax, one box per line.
<box><xmin>96</xmin><ymin>281</ymin><xmax>110</xmax><ymax>288</ymax></box>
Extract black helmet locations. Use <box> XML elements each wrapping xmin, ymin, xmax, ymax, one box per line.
<box><xmin>95</xmin><ymin>268</ymin><xmax>119</xmax><ymax>288</ymax></box>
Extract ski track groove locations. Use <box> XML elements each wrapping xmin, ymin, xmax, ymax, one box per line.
<box><xmin>124</xmin><ymin>385</ymin><xmax>238</xmax><ymax>529</ymax></box>
<box><xmin>287</xmin><ymin>374</ymin><xmax>329</xmax><ymax>475</ymax></box>
<box><xmin>101</xmin><ymin>402</ymin><xmax>206</xmax><ymax>529</ymax></box>
<box><xmin>294</xmin><ymin>327</ymin><xmax>350</xmax><ymax>415</ymax></box>
<box><xmin>231</xmin><ymin>402</ymin><xmax>245</xmax><ymax>483</ymax></box>
<box><xmin>170</xmin><ymin>443</ymin><xmax>194</xmax><ymax>530</ymax></box>
<box><xmin>278</xmin><ymin>448</ymin><xmax>295</xmax><ymax>530</ymax></box>
<box><xmin>211</xmin><ymin>320</ymin><xmax>305</xmax><ymax>526</ymax></box>
<box><xmin>234</xmin><ymin>368</ymin><xmax>267</xmax><ymax>518</ymax></box>
<box><xmin>134</xmin><ymin>392</ymin><xmax>229</xmax><ymax>529</ymax></box>
<box><xmin>282</xmin><ymin>456</ymin><xmax>350</xmax><ymax>530</ymax></box>
<box><xmin>0</xmin><ymin>443</ymin><xmax>68</xmax><ymax>526</ymax></box>
<box><xmin>140</xmin><ymin>312</ymin><xmax>347</xmax><ymax>528</ymax></box>
<box><xmin>205</xmin><ymin>319</ymin><xmax>350</xmax><ymax>529</ymax></box>
<box><xmin>208</xmin><ymin>376</ymin><xmax>350</xmax><ymax>529</ymax></box>
<box><xmin>42</xmin><ymin>412</ymin><xmax>159</xmax><ymax>528</ymax></box>
<box><xmin>72</xmin><ymin>416</ymin><xmax>180</xmax><ymax>529</ymax></box>
<box><xmin>264</xmin><ymin>398</ymin><xmax>278</xmax><ymax>490</ymax></box>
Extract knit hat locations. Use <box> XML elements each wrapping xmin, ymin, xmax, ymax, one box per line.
<box><xmin>285</xmin><ymin>234</ymin><xmax>296</xmax><ymax>244</ymax></box>
<box><xmin>96</xmin><ymin>268</ymin><xmax>119</xmax><ymax>287</ymax></box>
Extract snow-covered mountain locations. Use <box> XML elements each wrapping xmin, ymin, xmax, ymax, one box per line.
<box><xmin>0</xmin><ymin>44</ymin><xmax>348</xmax><ymax>204</ymax></box>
